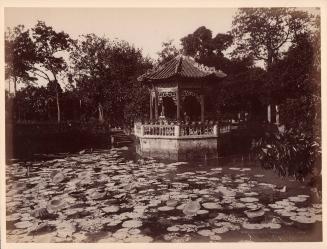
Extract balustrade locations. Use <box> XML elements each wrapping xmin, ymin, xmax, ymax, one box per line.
<box><xmin>180</xmin><ymin>124</ymin><xmax>215</xmax><ymax>136</ymax></box>
<box><xmin>143</xmin><ymin>125</ymin><xmax>175</xmax><ymax>136</ymax></box>
<box><xmin>135</xmin><ymin>122</ymin><xmax>223</xmax><ymax>138</ymax></box>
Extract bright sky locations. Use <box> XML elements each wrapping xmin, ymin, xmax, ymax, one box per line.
<box><xmin>4</xmin><ymin>7</ymin><xmax>320</xmax><ymax>90</ymax></box>
<box><xmin>5</xmin><ymin>8</ymin><xmax>238</xmax><ymax>60</ymax></box>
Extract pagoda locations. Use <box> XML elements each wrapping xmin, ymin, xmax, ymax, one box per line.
<box><xmin>134</xmin><ymin>55</ymin><xmax>227</xmax><ymax>161</ymax></box>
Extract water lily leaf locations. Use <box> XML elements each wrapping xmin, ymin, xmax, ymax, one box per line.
<box><xmin>242</xmin><ymin>223</ymin><xmax>266</xmax><ymax>230</ymax></box>
<box><xmin>239</xmin><ymin>197</ymin><xmax>259</xmax><ymax>203</ymax></box>
<box><xmin>57</xmin><ymin>222</ymin><xmax>76</xmax><ymax>238</ymax></box>
<box><xmin>121</xmin><ymin>219</ymin><xmax>142</xmax><ymax>228</ymax></box>
<box><xmin>7</xmin><ymin>213</ymin><xmax>21</xmax><ymax>222</ymax></box>
<box><xmin>158</xmin><ymin>206</ymin><xmax>175</xmax><ymax>211</ymax></box>
<box><xmin>51</xmin><ymin>172</ymin><xmax>66</xmax><ymax>184</ymax></box>
<box><xmin>288</xmin><ymin>196</ymin><xmax>308</xmax><ymax>202</ymax></box>
<box><xmin>31</xmin><ymin>208</ymin><xmax>50</xmax><ymax>219</ymax></box>
<box><xmin>102</xmin><ymin>206</ymin><xmax>120</xmax><ymax>213</ymax></box>
<box><xmin>290</xmin><ymin>215</ymin><xmax>316</xmax><ymax>223</ymax></box>
<box><xmin>202</xmin><ymin>202</ymin><xmax>222</xmax><ymax>210</ymax></box>
<box><xmin>166</xmin><ymin>199</ymin><xmax>178</xmax><ymax>207</ymax></box>
<box><xmin>14</xmin><ymin>221</ymin><xmax>34</xmax><ymax>229</ymax></box>
<box><xmin>197</xmin><ymin>229</ymin><xmax>214</xmax><ymax>236</ymax></box>
<box><xmin>183</xmin><ymin>200</ymin><xmax>201</xmax><ymax>216</ymax></box>
<box><xmin>244</xmin><ymin>208</ymin><xmax>265</xmax><ymax>218</ymax></box>
<box><xmin>124</xmin><ymin>234</ymin><xmax>154</xmax><ymax>242</ymax></box>
<box><xmin>167</xmin><ymin>226</ymin><xmax>180</xmax><ymax>232</ymax></box>
<box><xmin>210</xmin><ymin>235</ymin><xmax>222</xmax><ymax>241</ymax></box>
<box><xmin>47</xmin><ymin>199</ymin><xmax>67</xmax><ymax>213</ymax></box>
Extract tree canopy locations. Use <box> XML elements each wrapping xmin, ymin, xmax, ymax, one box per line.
<box><xmin>231</xmin><ymin>8</ymin><xmax>313</xmax><ymax>70</ymax></box>
<box><xmin>5</xmin><ymin>25</ymin><xmax>38</xmax><ymax>93</ymax></box>
<box><xmin>69</xmin><ymin>34</ymin><xmax>152</xmax><ymax>125</ymax></box>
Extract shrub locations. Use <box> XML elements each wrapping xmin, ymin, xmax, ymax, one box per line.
<box><xmin>252</xmin><ymin>125</ymin><xmax>321</xmax><ymax>182</ymax></box>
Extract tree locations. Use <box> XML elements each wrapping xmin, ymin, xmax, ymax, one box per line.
<box><xmin>180</xmin><ymin>26</ymin><xmax>267</xmax><ymax>120</ymax></box>
<box><xmin>181</xmin><ymin>26</ymin><xmax>233</xmax><ymax>70</ymax></box>
<box><xmin>31</xmin><ymin>21</ymin><xmax>73</xmax><ymax>123</ymax></box>
<box><xmin>231</xmin><ymin>8</ymin><xmax>313</xmax><ymax>70</ymax></box>
<box><xmin>70</xmin><ymin>34</ymin><xmax>110</xmax><ymax>123</ymax></box>
<box><xmin>157</xmin><ymin>39</ymin><xmax>180</xmax><ymax>65</ymax></box>
<box><xmin>13</xmin><ymin>85</ymin><xmax>49</xmax><ymax>121</ymax></box>
<box><xmin>70</xmin><ymin>34</ymin><xmax>152</xmax><ymax>125</ymax></box>
<box><xmin>250</xmin><ymin>11</ymin><xmax>322</xmax><ymax>183</ymax></box>
<box><xmin>5</xmin><ymin>25</ymin><xmax>37</xmax><ymax>94</ymax></box>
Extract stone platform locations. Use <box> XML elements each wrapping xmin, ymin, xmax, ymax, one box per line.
<box><xmin>134</xmin><ymin>122</ymin><xmax>231</xmax><ymax>161</ymax></box>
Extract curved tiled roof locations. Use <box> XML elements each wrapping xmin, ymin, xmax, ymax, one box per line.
<box><xmin>138</xmin><ymin>55</ymin><xmax>227</xmax><ymax>83</ymax></box>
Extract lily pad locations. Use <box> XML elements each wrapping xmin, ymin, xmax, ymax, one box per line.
<box><xmin>102</xmin><ymin>206</ymin><xmax>120</xmax><ymax>213</ymax></box>
<box><xmin>288</xmin><ymin>196</ymin><xmax>308</xmax><ymax>203</ymax></box>
<box><xmin>202</xmin><ymin>202</ymin><xmax>222</xmax><ymax>210</ymax></box>
<box><xmin>290</xmin><ymin>216</ymin><xmax>316</xmax><ymax>223</ymax></box>
<box><xmin>124</xmin><ymin>234</ymin><xmax>154</xmax><ymax>242</ymax></box>
<box><xmin>28</xmin><ymin>222</ymin><xmax>54</xmax><ymax>235</ymax></box>
<box><xmin>240</xmin><ymin>197</ymin><xmax>259</xmax><ymax>203</ymax></box>
<box><xmin>56</xmin><ymin>222</ymin><xmax>76</xmax><ymax>238</ymax></box>
<box><xmin>14</xmin><ymin>221</ymin><xmax>34</xmax><ymax>229</ymax></box>
<box><xmin>212</xmin><ymin>227</ymin><xmax>229</xmax><ymax>234</ymax></box>
<box><xmin>128</xmin><ymin>228</ymin><xmax>141</xmax><ymax>235</ymax></box>
<box><xmin>122</xmin><ymin>219</ymin><xmax>142</xmax><ymax>228</ymax></box>
<box><xmin>31</xmin><ymin>208</ymin><xmax>50</xmax><ymax>219</ymax></box>
<box><xmin>52</xmin><ymin>172</ymin><xmax>66</xmax><ymax>184</ymax></box>
<box><xmin>47</xmin><ymin>199</ymin><xmax>67</xmax><ymax>212</ymax></box>
<box><xmin>197</xmin><ymin>229</ymin><xmax>215</xmax><ymax>236</ymax></box>
<box><xmin>242</xmin><ymin>223</ymin><xmax>266</xmax><ymax>230</ymax></box>
<box><xmin>266</xmin><ymin>223</ymin><xmax>282</xmax><ymax>229</ymax></box>
<box><xmin>167</xmin><ymin>226</ymin><xmax>180</xmax><ymax>232</ymax></box>
<box><xmin>244</xmin><ymin>208</ymin><xmax>265</xmax><ymax>218</ymax></box>
<box><xmin>166</xmin><ymin>199</ymin><xmax>178</xmax><ymax>207</ymax></box>
<box><xmin>197</xmin><ymin>209</ymin><xmax>209</xmax><ymax>215</ymax></box>
<box><xmin>210</xmin><ymin>235</ymin><xmax>222</xmax><ymax>241</ymax></box>
<box><xmin>183</xmin><ymin>201</ymin><xmax>201</xmax><ymax>216</ymax></box>
<box><xmin>158</xmin><ymin>206</ymin><xmax>175</xmax><ymax>211</ymax></box>
<box><xmin>7</xmin><ymin>213</ymin><xmax>21</xmax><ymax>222</ymax></box>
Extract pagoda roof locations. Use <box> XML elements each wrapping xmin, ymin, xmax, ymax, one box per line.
<box><xmin>138</xmin><ymin>55</ymin><xmax>227</xmax><ymax>83</ymax></box>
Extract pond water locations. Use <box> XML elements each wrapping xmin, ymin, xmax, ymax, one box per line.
<box><xmin>6</xmin><ymin>146</ymin><xmax>322</xmax><ymax>243</ymax></box>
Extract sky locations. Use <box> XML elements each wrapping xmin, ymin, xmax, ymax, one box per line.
<box><xmin>5</xmin><ymin>8</ymin><xmax>238</xmax><ymax>60</ymax></box>
<box><xmin>4</xmin><ymin>7</ymin><xmax>320</xmax><ymax>90</ymax></box>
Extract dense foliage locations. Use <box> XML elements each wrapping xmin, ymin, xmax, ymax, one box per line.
<box><xmin>252</xmin><ymin>127</ymin><xmax>321</xmax><ymax>182</ymax></box>
<box><xmin>236</xmin><ymin>10</ymin><xmax>322</xmax><ymax>181</ymax></box>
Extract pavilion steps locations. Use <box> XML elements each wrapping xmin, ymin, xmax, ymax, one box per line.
<box><xmin>111</xmin><ymin>130</ymin><xmax>134</xmax><ymax>147</ymax></box>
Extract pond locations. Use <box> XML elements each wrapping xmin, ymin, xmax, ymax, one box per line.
<box><xmin>6</xmin><ymin>146</ymin><xmax>322</xmax><ymax>243</ymax></box>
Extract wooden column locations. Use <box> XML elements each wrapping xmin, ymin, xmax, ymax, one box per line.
<box><xmin>200</xmin><ymin>94</ymin><xmax>204</xmax><ymax>122</ymax></box>
<box><xmin>149</xmin><ymin>90</ymin><xmax>153</xmax><ymax>121</ymax></box>
<box><xmin>267</xmin><ymin>104</ymin><xmax>271</xmax><ymax>123</ymax></box>
<box><xmin>176</xmin><ymin>85</ymin><xmax>180</xmax><ymax>121</ymax></box>
<box><xmin>154</xmin><ymin>90</ymin><xmax>158</xmax><ymax>120</ymax></box>
<box><xmin>275</xmin><ymin>105</ymin><xmax>280</xmax><ymax>125</ymax></box>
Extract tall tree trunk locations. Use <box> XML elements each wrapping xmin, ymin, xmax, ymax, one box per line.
<box><xmin>98</xmin><ymin>103</ymin><xmax>104</xmax><ymax>123</ymax></box>
<box><xmin>8</xmin><ymin>77</ymin><xmax>11</xmax><ymax>94</ymax></box>
<box><xmin>53</xmin><ymin>76</ymin><xmax>61</xmax><ymax>123</ymax></box>
<box><xmin>13</xmin><ymin>76</ymin><xmax>17</xmax><ymax>96</ymax></box>
<box><xmin>56</xmin><ymin>90</ymin><xmax>61</xmax><ymax>123</ymax></box>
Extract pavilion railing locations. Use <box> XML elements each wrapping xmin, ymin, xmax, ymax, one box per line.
<box><xmin>143</xmin><ymin>124</ymin><xmax>176</xmax><ymax>136</ymax></box>
<box><xmin>134</xmin><ymin>120</ymin><xmax>239</xmax><ymax>138</ymax></box>
<box><xmin>134</xmin><ymin>122</ymin><xmax>224</xmax><ymax>138</ymax></box>
<box><xmin>179</xmin><ymin>124</ymin><xmax>216</xmax><ymax>136</ymax></box>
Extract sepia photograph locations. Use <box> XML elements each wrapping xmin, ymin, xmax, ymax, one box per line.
<box><xmin>1</xmin><ymin>0</ymin><xmax>325</xmax><ymax>246</ymax></box>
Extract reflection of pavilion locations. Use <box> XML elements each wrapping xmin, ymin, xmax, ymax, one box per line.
<box><xmin>135</xmin><ymin>55</ymin><xmax>227</xmax><ymax>160</ymax></box>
